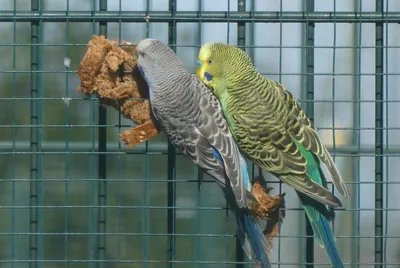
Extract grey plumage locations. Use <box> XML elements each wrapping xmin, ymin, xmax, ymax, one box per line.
<box><xmin>136</xmin><ymin>38</ymin><xmax>247</xmax><ymax>208</ymax></box>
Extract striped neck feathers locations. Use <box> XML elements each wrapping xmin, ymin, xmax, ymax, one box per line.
<box><xmin>222</xmin><ymin>63</ymin><xmax>259</xmax><ymax>97</ymax></box>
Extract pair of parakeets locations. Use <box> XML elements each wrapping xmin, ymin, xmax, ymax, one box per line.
<box><xmin>136</xmin><ymin>38</ymin><xmax>348</xmax><ymax>268</ymax></box>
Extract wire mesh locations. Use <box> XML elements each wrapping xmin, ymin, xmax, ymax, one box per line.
<box><xmin>0</xmin><ymin>0</ymin><xmax>400</xmax><ymax>267</ymax></box>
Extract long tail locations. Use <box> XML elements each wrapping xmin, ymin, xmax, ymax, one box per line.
<box><xmin>222</xmin><ymin>185</ymin><xmax>271</xmax><ymax>268</ymax></box>
<box><xmin>303</xmin><ymin>204</ymin><xmax>344</xmax><ymax>268</ymax></box>
<box><xmin>239</xmin><ymin>212</ymin><xmax>271</xmax><ymax>268</ymax></box>
<box><xmin>291</xmin><ymin>139</ymin><xmax>344</xmax><ymax>268</ymax></box>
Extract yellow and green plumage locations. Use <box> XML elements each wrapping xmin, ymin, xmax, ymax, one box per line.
<box><xmin>196</xmin><ymin>42</ymin><xmax>350</xmax><ymax>268</ymax></box>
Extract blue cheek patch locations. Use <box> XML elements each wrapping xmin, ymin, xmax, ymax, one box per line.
<box><xmin>196</xmin><ymin>60</ymin><xmax>203</xmax><ymax>68</ymax></box>
<box><xmin>204</xmin><ymin>72</ymin><xmax>213</xmax><ymax>81</ymax></box>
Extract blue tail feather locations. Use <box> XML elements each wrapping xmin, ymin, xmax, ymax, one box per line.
<box><xmin>318</xmin><ymin>215</ymin><xmax>344</xmax><ymax>268</ymax></box>
<box><xmin>304</xmin><ymin>205</ymin><xmax>344</xmax><ymax>268</ymax></box>
<box><xmin>243</xmin><ymin>213</ymin><xmax>271</xmax><ymax>268</ymax></box>
<box><xmin>294</xmin><ymin>142</ymin><xmax>344</xmax><ymax>268</ymax></box>
<box><xmin>217</xmin><ymin>147</ymin><xmax>269</xmax><ymax>266</ymax></box>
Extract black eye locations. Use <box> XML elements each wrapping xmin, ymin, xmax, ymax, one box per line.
<box><xmin>208</xmin><ymin>59</ymin><xmax>213</xmax><ymax>65</ymax></box>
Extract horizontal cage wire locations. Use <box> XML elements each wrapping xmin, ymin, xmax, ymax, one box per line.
<box><xmin>0</xmin><ymin>0</ymin><xmax>399</xmax><ymax>267</ymax></box>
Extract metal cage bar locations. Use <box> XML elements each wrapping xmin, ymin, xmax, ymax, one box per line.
<box><xmin>11</xmin><ymin>1</ymin><xmax>17</xmax><ymax>267</ymax></box>
<box><xmin>304</xmin><ymin>1</ymin><xmax>315</xmax><ymax>267</ymax></box>
<box><xmin>375</xmin><ymin>1</ymin><xmax>384</xmax><ymax>267</ymax></box>
<box><xmin>383</xmin><ymin>0</ymin><xmax>390</xmax><ymax>265</ymax></box>
<box><xmin>141</xmin><ymin>2</ymin><xmax>152</xmax><ymax>267</ymax></box>
<box><xmin>97</xmin><ymin>0</ymin><xmax>108</xmax><ymax>267</ymax></box>
<box><xmin>236</xmin><ymin>1</ymin><xmax>246</xmax><ymax>267</ymax></box>
<box><xmin>0</xmin><ymin>10</ymin><xmax>399</xmax><ymax>23</ymax></box>
<box><xmin>3</xmin><ymin>141</ymin><xmax>400</xmax><ymax>156</ymax></box>
<box><xmin>331</xmin><ymin>1</ymin><xmax>339</xmax><ymax>266</ymax></box>
<box><xmin>196</xmin><ymin>1</ymin><xmax>204</xmax><ymax>267</ymax></box>
<box><xmin>63</xmin><ymin>1</ymin><xmax>71</xmax><ymax>268</ymax></box>
<box><xmin>29</xmin><ymin>0</ymin><xmax>40</xmax><ymax>268</ymax></box>
<box><xmin>351</xmin><ymin>0</ymin><xmax>362</xmax><ymax>266</ymax></box>
<box><xmin>167</xmin><ymin>1</ymin><xmax>177</xmax><ymax>267</ymax></box>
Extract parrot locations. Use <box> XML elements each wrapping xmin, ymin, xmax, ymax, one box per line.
<box><xmin>135</xmin><ymin>38</ymin><xmax>271</xmax><ymax>267</ymax></box>
<box><xmin>195</xmin><ymin>42</ymin><xmax>350</xmax><ymax>268</ymax></box>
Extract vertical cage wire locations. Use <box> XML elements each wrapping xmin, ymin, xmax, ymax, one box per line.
<box><xmin>236</xmin><ymin>1</ymin><xmax>245</xmax><ymax>267</ymax></box>
<box><xmin>30</xmin><ymin>0</ymin><xmax>40</xmax><ymax>267</ymax></box>
<box><xmin>383</xmin><ymin>0</ymin><xmax>390</xmax><ymax>265</ymax></box>
<box><xmin>195</xmin><ymin>2</ymin><xmax>203</xmax><ymax>268</ymax></box>
<box><xmin>168</xmin><ymin>1</ymin><xmax>177</xmax><ymax>267</ymax></box>
<box><xmin>140</xmin><ymin>2</ymin><xmax>151</xmax><ymax>267</ymax></box>
<box><xmin>304</xmin><ymin>0</ymin><xmax>315</xmax><ymax>266</ymax></box>
<box><xmin>225</xmin><ymin>1</ymin><xmax>233</xmax><ymax>266</ymax></box>
<box><xmin>63</xmin><ymin>2</ymin><xmax>71</xmax><ymax>268</ymax></box>
<box><xmin>351</xmin><ymin>0</ymin><xmax>362</xmax><ymax>266</ymax></box>
<box><xmin>115</xmin><ymin>0</ymin><xmax>122</xmax><ymax>266</ymax></box>
<box><xmin>116</xmin><ymin>2</ymin><xmax>123</xmax><ymax>267</ymax></box>
<box><xmin>38</xmin><ymin>0</ymin><xmax>45</xmax><ymax>264</ymax></box>
<box><xmin>97</xmin><ymin>0</ymin><xmax>108</xmax><ymax>267</ymax></box>
<box><xmin>375</xmin><ymin>0</ymin><xmax>384</xmax><ymax>267</ymax></box>
<box><xmin>277</xmin><ymin>2</ymin><xmax>283</xmax><ymax>265</ymax></box>
<box><xmin>330</xmin><ymin>3</ymin><xmax>338</xmax><ymax>267</ymax></box>
<box><xmin>331</xmin><ymin>0</ymin><xmax>337</xmax><ymax>196</ymax></box>
<box><xmin>89</xmin><ymin>1</ymin><xmax>98</xmax><ymax>266</ymax></box>
<box><xmin>89</xmin><ymin>2</ymin><xmax>96</xmax><ymax>266</ymax></box>
<box><xmin>89</xmin><ymin>2</ymin><xmax>97</xmax><ymax>267</ymax></box>
<box><xmin>11</xmin><ymin>0</ymin><xmax>17</xmax><ymax>266</ymax></box>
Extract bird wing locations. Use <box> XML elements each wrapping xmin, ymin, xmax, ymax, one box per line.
<box><xmin>151</xmin><ymin>76</ymin><xmax>249</xmax><ymax>208</ymax></box>
<box><xmin>231</xmin><ymin>78</ymin><xmax>348</xmax><ymax>207</ymax></box>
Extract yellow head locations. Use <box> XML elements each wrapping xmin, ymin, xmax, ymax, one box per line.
<box><xmin>196</xmin><ymin>42</ymin><xmax>222</xmax><ymax>88</ymax></box>
<box><xmin>196</xmin><ymin>42</ymin><xmax>255</xmax><ymax>91</ymax></box>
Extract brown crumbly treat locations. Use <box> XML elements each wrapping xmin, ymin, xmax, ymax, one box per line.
<box><xmin>77</xmin><ymin>35</ymin><xmax>159</xmax><ymax>147</ymax></box>
<box><xmin>120</xmin><ymin>121</ymin><xmax>159</xmax><ymax>147</ymax></box>
<box><xmin>249</xmin><ymin>178</ymin><xmax>286</xmax><ymax>250</ymax></box>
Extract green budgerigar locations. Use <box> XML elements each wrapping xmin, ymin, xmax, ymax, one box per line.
<box><xmin>196</xmin><ymin>42</ymin><xmax>349</xmax><ymax>268</ymax></box>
